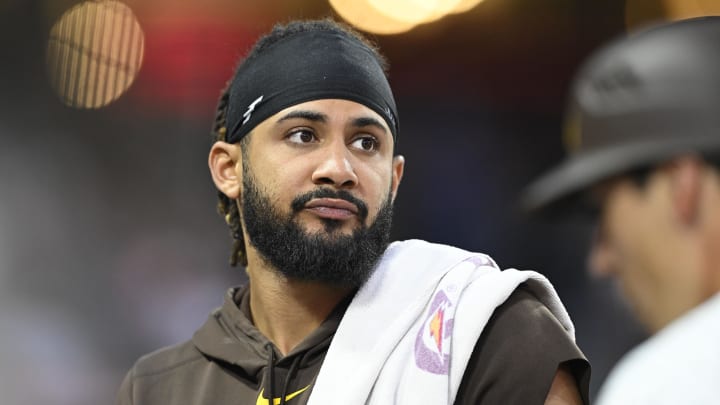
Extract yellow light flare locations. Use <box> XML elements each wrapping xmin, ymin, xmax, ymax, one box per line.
<box><xmin>449</xmin><ymin>0</ymin><xmax>486</xmax><ymax>14</ymax></box>
<box><xmin>626</xmin><ymin>0</ymin><xmax>720</xmax><ymax>32</ymax></box>
<box><xmin>366</xmin><ymin>0</ymin><xmax>463</xmax><ymax>24</ymax></box>
<box><xmin>329</xmin><ymin>0</ymin><xmax>418</xmax><ymax>34</ymax></box>
<box><xmin>663</xmin><ymin>0</ymin><xmax>720</xmax><ymax>19</ymax></box>
<box><xmin>47</xmin><ymin>0</ymin><xmax>144</xmax><ymax>109</ymax></box>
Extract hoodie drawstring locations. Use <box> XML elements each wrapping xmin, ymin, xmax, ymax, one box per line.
<box><xmin>265</xmin><ymin>342</ymin><xmax>276</xmax><ymax>403</ymax></box>
<box><xmin>279</xmin><ymin>353</ymin><xmax>304</xmax><ymax>405</ymax></box>
<box><xmin>263</xmin><ymin>342</ymin><xmax>307</xmax><ymax>405</ymax></box>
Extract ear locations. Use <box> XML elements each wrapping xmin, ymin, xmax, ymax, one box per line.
<box><xmin>390</xmin><ymin>155</ymin><xmax>405</xmax><ymax>203</ymax></box>
<box><xmin>208</xmin><ymin>141</ymin><xmax>243</xmax><ymax>199</ymax></box>
<box><xmin>670</xmin><ymin>155</ymin><xmax>702</xmax><ymax>226</ymax></box>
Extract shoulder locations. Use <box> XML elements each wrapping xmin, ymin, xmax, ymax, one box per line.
<box><xmin>116</xmin><ymin>340</ymin><xmax>207</xmax><ymax>405</ymax></box>
<box><xmin>116</xmin><ymin>340</ymin><xmax>230</xmax><ymax>405</ymax></box>
<box><xmin>489</xmin><ymin>284</ymin><xmax>573</xmax><ymax>341</ymax></box>
<box><xmin>598</xmin><ymin>296</ymin><xmax>720</xmax><ymax>404</ymax></box>
<box><xmin>475</xmin><ymin>285</ymin><xmax>586</xmax><ymax>369</ymax></box>
<box><xmin>596</xmin><ymin>337</ymin><xmax>677</xmax><ymax>405</ymax></box>
<box><xmin>386</xmin><ymin>239</ymin><xmax>498</xmax><ymax>267</ymax></box>
<box><xmin>455</xmin><ymin>284</ymin><xmax>590</xmax><ymax>405</ymax></box>
<box><xmin>128</xmin><ymin>340</ymin><xmax>205</xmax><ymax>379</ymax></box>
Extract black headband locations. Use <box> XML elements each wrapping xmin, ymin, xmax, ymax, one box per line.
<box><xmin>225</xmin><ymin>29</ymin><xmax>398</xmax><ymax>143</ymax></box>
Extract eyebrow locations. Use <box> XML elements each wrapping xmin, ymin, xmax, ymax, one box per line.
<box><xmin>276</xmin><ymin>110</ymin><xmax>328</xmax><ymax>124</ymax></box>
<box><xmin>351</xmin><ymin>117</ymin><xmax>388</xmax><ymax>135</ymax></box>
<box><xmin>275</xmin><ymin>109</ymin><xmax>388</xmax><ymax>135</ymax></box>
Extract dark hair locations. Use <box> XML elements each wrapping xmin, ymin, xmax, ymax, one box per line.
<box><xmin>707</xmin><ymin>152</ymin><xmax>720</xmax><ymax>171</ymax></box>
<box><xmin>580</xmin><ymin>152</ymin><xmax>720</xmax><ymax>220</ymax></box>
<box><xmin>211</xmin><ymin>19</ymin><xmax>389</xmax><ymax>267</ymax></box>
<box><xmin>629</xmin><ymin>152</ymin><xmax>720</xmax><ymax>190</ymax></box>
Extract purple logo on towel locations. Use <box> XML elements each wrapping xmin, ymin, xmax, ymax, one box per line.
<box><xmin>414</xmin><ymin>290</ymin><xmax>454</xmax><ymax>374</ymax></box>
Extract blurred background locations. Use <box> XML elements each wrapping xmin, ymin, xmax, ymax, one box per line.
<box><xmin>1</xmin><ymin>0</ymin><xmax>717</xmax><ymax>403</ymax></box>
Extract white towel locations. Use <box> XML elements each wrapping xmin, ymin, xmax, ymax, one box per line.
<box><xmin>307</xmin><ymin>239</ymin><xmax>574</xmax><ymax>405</ymax></box>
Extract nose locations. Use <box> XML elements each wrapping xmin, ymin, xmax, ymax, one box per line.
<box><xmin>588</xmin><ymin>224</ymin><xmax>615</xmax><ymax>277</ymax></box>
<box><xmin>311</xmin><ymin>140</ymin><xmax>358</xmax><ymax>188</ymax></box>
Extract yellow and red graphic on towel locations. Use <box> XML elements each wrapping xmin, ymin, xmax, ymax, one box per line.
<box><xmin>429</xmin><ymin>306</ymin><xmax>445</xmax><ymax>352</ymax></box>
<box><xmin>415</xmin><ymin>289</ymin><xmax>453</xmax><ymax>374</ymax></box>
<box><xmin>256</xmin><ymin>385</ymin><xmax>310</xmax><ymax>405</ymax></box>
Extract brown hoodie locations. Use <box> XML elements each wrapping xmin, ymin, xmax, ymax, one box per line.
<box><xmin>116</xmin><ymin>284</ymin><xmax>589</xmax><ymax>405</ymax></box>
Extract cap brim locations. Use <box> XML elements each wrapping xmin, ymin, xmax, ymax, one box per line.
<box><xmin>521</xmin><ymin>136</ymin><xmax>720</xmax><ymax>219</ymax></box>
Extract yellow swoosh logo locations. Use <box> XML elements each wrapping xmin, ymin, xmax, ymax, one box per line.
<box><xmin>255</xmin><ymin>385</ymin><xmax>310</xmax><ymax>405</ymax></box>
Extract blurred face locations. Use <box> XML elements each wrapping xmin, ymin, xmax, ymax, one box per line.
<box><xmin>588</xmin><ymin>171</ymin><xmax>700</xmax><ymax>332</ymax></box>
<box><xmin>238</xmin><ymin>99</ymin><xmax>404</xmax><ymax>286</ymax></box>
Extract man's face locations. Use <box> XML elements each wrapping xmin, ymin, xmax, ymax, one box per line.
<box><xmin>236</xmin><ymin>99</ymin><xmax>404</xmax><ymax>286</ymax></box>
<box><xmin>588</xmin><ymin>171</ymin><xmax>698</xmax><ymax>332</ymax></box>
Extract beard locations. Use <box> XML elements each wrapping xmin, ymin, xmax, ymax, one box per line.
<box><xmin>240</xmin><ymin>164</ymin><xmax>394</xmax><ymax>288</ymax></box>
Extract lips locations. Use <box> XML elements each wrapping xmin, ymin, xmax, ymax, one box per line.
<box><xmin>304</xmin><ymin>198</ymin><xmax>359</xmax><ymax>220</ymax></box>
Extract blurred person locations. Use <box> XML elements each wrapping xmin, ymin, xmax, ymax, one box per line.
<box><xmin>522</xmin><ymin>16</ymin><xmax>720</xmax><ymax>405</ymax></box>
<box><xmin>116</xmin><ymin>19</ymin><xmax>589</xmax><ymax>405</ymax></box>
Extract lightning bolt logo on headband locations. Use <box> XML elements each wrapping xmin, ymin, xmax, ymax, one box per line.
<box><xmin>225</xmin><ymin>29</ymin><xmax>398</xmax><ymax>144</ymax></box>
<box><xmin>242</xmin><ymin>95</ymin><xmax>264</xmax><ymax>125</ymax></box>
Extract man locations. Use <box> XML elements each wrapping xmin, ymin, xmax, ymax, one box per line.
<box><xmin>117</xmin><ymin>19</ymin><xmax>589</xmax><ymax>404</ymax></box>
<box><xmin>522</xmin><ymin>16</ymin><xmax>720</xmax><ymax>404</ymax></box>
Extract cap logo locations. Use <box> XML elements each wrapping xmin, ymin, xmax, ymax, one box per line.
<box><xmin>563</xmin><ymin>106</ymin><xmax>582</xmax><ymax>153</ymax></box>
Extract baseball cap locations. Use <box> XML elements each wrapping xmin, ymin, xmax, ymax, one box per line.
<box><xmin>521</xmin><ymin>16</ymin><xmax>720</xmax><ymax>217</ymax></box>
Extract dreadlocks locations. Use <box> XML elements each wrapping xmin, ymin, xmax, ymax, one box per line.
<box><xmin>211</xmin><ymin>86</ymin><xmax>247</xmax><ymax>266</ymax></box>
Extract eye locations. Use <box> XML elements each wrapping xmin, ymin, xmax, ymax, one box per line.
<box><xmin>286</xmin><ymin>129</ymin><xmax>317</xmax><ymax>144</ymax></box>
<box><xmin>351</xmin><ymin>135</ymin><xmax>379</xmax><ymax>152</ymax></box>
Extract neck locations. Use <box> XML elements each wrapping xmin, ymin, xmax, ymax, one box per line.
<box><xmin>245</xmin><ymin>255</ymin><xmax>353</xmax><ymax>355</ymax></box>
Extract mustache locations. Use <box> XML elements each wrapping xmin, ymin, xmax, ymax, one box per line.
<box><xmin>291</xmin><ymin>188</ymin><xmax>369</xmax><ymax>221</ymax></box>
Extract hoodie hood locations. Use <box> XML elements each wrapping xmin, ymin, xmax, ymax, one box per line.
<box><xmin>192</xmin><ymin>286</ymin><xmax>350</xmax><ymax>396</ymax></box>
